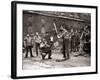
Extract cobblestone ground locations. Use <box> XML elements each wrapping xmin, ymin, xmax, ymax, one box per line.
<box><xmin>22</xmin><ymin>49</ymin><xmax>90</xmax><ymax>70</ymax></box>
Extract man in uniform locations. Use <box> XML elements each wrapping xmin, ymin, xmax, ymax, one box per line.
<box><xmin>41</xmin><ymin>32</ymin><xmax>53</xmax><ymax>59</ymax></box>
<box><xmin>24</xmin><ymin>34</ymin><xmax>34</xmax><ymax>58</ymax></box>
<box><xmin>57</xmin><ymin>26</ymin><xmax>70</xmax><ymax>60</ymax></box>
<box><xmin>34</xmin><ymin>32</ymin><xmax>41</xmax><ymax>56</ymax></box>
<box><xmin>40</xmin><ymin>38</ymin><xmax>53</xmax><ymax>60</ymax></box>
<box><xmin>74</xmin><ymin>30</ymin><xmax>80</xmax><ymax>52</ymax></box>
<box><xmin>70</xmin><ymin>29</ymin><xmax>74</xmax><ymax>52</ymax></box>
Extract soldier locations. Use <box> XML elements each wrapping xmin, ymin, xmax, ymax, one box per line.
<box><xmin>75</xmin><ymin>27</ymin><xmax>87</xmax><ymax>57</ymax></box>
<box><xmin>57</xmin><ymin>26</ymin><xmax>70</xmax><ymax>60</ymax></box>
<box><xmin>70</xmin><ymin>28</ymin><xmax>75</xmax><ymax>52</ymax></box>
<box><xmin>41</xmin><ymin>32</ymin><xmax>54</xmax><ymax>60</ymax></box>
<box><xmin>83</xmin><ymin>29</ymin><xmax>91</xmax><ymax>56</ymax></box>
<box><xmin>24</xmin><ymin>34</ymin><xmax>34</xmax><ymax>58</ymax></box>
<box><xmin>71</xmin><ymin>30</ymin><xmax>76</xmax><ymax>52</ymax></box>
<box><xmin>34</xmin><ymin>32</ymin><xmax>41</xmax><ymax>56</ymax></box>
<box><xmin>40</xmin><ymin>38</ymin><xmax>52</xmax><ymax>60</ymax></box>
<box><xmin>74</xmin><ymin>30</ymin><xmax>80</xmax><ymax>52</ymax></box>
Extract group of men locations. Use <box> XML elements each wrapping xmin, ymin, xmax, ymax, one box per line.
<box><xmin>23</xmin><ymin>25</ymin><xmax>91</xmax><ymax>60</ymax></box>
<box><xmin>23</xmin><ymin>31</ymin><xmax>53</xmax><ymax>60</ymax></box>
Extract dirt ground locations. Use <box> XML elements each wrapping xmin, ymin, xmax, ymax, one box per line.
<box><xmin>22</xmin><ymin>50</ymin><xmax>90</xmax><ymax>70</ymax></box>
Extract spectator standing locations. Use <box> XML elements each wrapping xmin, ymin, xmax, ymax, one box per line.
<box><xmin>24</xmin><ymin>34</ymin><xmax>34</xmax><ymax>58</ymax></box>
<box><xmin>34</xmin><ymin>32</ymin><xmax>41</xmax><ymax>56</ymax></box>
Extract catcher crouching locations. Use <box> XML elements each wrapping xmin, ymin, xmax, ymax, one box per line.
<box><xmin>39</xmin><ymin>38</ymin><xmax>53</xmax><ymax>60</ymax></box>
